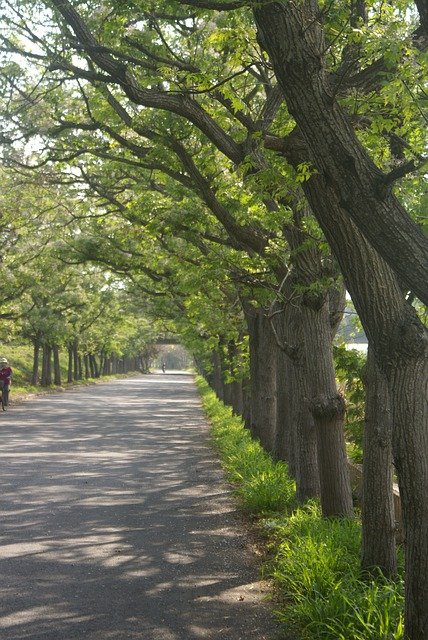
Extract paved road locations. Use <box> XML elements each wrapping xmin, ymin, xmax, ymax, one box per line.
<box><xmin>0</xmin><ymin>374</ymin><xmax>282</xmax><ymax>640</ymax></box>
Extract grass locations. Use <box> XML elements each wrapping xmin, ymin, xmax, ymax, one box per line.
<box><xmin>196</xmin><ymin>376</ymin><xmax>404</xmax><ymax>640</ymax></box>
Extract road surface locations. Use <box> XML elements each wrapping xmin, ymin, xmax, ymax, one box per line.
<box><xmin>0</xmin><ymin>373</ymin><xmax>283</xmax><ymax>640</ymax></box>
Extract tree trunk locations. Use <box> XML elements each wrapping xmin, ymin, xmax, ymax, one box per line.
<box><xmin>251</xmin><ymin>5</ymin><xmax>428</xmax><ymax>618</ymax></box>
<box><xmin>273</xmin><ymin>301</ymin><xmax>320</xmax><ymax>500</ymax></box>
<box><xmin>53</xmin><ymin>344</ymin><xmax>61</xmax><ymax>386</ymax></box>
<box><xmin>288</xmin><ymin>164</ymin><xmax>428</xmax><ymax>638</ymax></box>
<box><xmin>253</xmin><ymin>2</ymin><xmax>428</xmax><ymax>305</ymax></box>
<box><xmin>67</xmin><ymin>345</ymin><xmax>73</xmax><ymax>383</ymax></box>
<box><xmin>361</xmin><ymin>344</ymin><xmax>396</xmax><ymax>578</ymax></box>
<box><xmin>211</xmin><ymin>349</ymin><xmax>224</xmax><ymax>400</ymax></box>
<box><xmin>391</xmin><ymin>356</ymin><xmax>428</xmax><ymax>639</ymax></box>
<box><xmin>282</xmin><ymin>218</ymin><xmax>348</xmax><ymax>513</ymax></box>
<box><xmin>84</xmin><ymin>354</ymin><xmax>90</xmax><ymax>379</ymax></box>
<box><xmin>274</xmin><ymin>345</ymin><xmax>294</xmax><ymax>462</ymax></box>
<box><xmin>301</xmin><ymin>296</ymin><xmax>353</xmax><ymax>517</ymax></box>
<box><xmin>73</xmin><ymin>340</ymin><xmax>79</xmax><ymax>381</ymax></box>
<box><xmin>89</xmin><ymin>354</ymin><xmax>99</xmax><ymax>378</ymax></box>
<box><xmin>41</xmin><ymin>344</ymin><xmax>52</xmax><ymax>387</ymax></box>
<box><xmin>272</xmin><ymin>304</ymin><xmax>296</xmax><ymax>465</ymax></box>
<box><xmin>111</xmin><ymin>354</ymin><xmax>117</xmax><ymax>374</ymax></box>
<box><xmin>31</xmin><ymin>335</ymin><xmax>40</xmax><ymax>386</ymax></box>
<box><xmin>227</xmin><ymin>341</ymin><xmax>244</xmax><ymax>416</ymax></box>
<box><xmin>103</xmin><ymin>356</ymin><xmax>111</xmax><ymax>376</ymax></box>
<box><xmin>244</xmin><ymin>304</ymin><xmax>277</xmax><ymax>453</ymax></box>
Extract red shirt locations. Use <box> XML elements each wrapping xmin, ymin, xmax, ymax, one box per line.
<box><xmin>0</xmin><ymin>367</ymin><xmax>12</xmax><ymax>385</ymax></box>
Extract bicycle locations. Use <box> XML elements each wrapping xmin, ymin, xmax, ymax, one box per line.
<box><xmin>0</xmin><ymin>386</ymin><xmax>9</xmax><ymax>411</ymax></box>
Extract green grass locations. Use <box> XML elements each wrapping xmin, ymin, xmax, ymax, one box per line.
<box><xmin>196</xmin><ymin>376</ymin><xmax>404</xmax><ymax>640</ymax></box>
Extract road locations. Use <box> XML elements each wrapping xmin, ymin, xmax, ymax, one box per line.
<box><xmin>0</xmin><ymin>373</ymin><xmax>282</xmax><ymax>640</ymax></box>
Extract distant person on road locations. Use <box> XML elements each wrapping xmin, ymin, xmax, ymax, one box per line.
<box><xmin>161</xmin><ymin>362</ymin><xmax>166</xmax><ymax>373</ymax></box>
<box><xmin>0</xmin><ymin>357</ymin><xmax>12</xmax><ymax>405</ymax></box>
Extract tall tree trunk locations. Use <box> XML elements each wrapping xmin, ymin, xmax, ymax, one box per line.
<box><xmin>273</xmin><ymin>301</ymin><xmax>320</xmax><ymax>500</ymax></box>
<box><xmin>41</xmin><ymin>345</ymin><xmax>52</xmax><ymax>387</ymax></box>
<box><xmin>274</xmin><ymin>346</ymin><xmax>295</xmax><ymax>465</ymax></box>
<box><xmin>288</xmin><ymin>164</ymin><xmax>428</xmax><ymax>638</ymax></box>
<box><xmin>103</xmin><ymin>356</ymin><xmax>111</xmax><ymax>376</ymax></box>
<box><xmin>73</xmin><ymin>340</ymin><xmax>79</xmax><ymax>381</ymax></box>
<box><xmin>211</xmin><ymin>349</ymin><xmax>224</xmax><ymax>400</ymax></box>
<box><xmin>253</xmin><ymin>2</ymin><xmax>428</xmax><ymax>304</ymax></box>
<box><xmin>99</xmin><ymin>351</ymin><xmax>106</xmax><ymax>376</ymax></box>
<box><xmin>84</xmin><ymin>354</ymin><xmax>90</xmax><ymax>379</ymax></box>
<box><xmin>251</xmin><ymin>3</ymin><xmax>428</xmax><ymax>614</ymax></box>
<box><xmin>41</xmin><ymin>344</ymin><xmax>48</xmax><ymax>387</ymax></box>
<box><xmin>282</xmin><ymin>218</ymin><xmax>348</xmax><ymax>513</ymax></box>
<box><xmin>301</xmin><ymin>296</ymin><xmax>353</xmax><ymax>517</ymax></box>
<box><xmin>53</xmin><ymin>344</ymin><xmax>61</xmax><ymax>386</ymax></box>
<box><xmin>111</xmin><ymin>354</ymin><xmax>117</xmax><ymax>374</ymax></box>
<box><xmin>31</xmin><ymin>334</ymin><xmax>41</xmax><ymax>386</ymax></box>
<box><xmin>361</xmin><ymin>344</ymin><xmax>396</xmax><ymax>578</ymax></box>
<box><xmin>67</xmin><ymin>345</ymin><xmax>73</xmax><ymax>383</ymax></box>
<box><xmin>89</xmin><ymin>353</ymin><xmax>99</xmax><ymax>378</ymax></box>
<box><xmin>272</xmin><ymin>305</ymin><xmax>297</xmax><ymax>465</ymax></box>
<box><xmin>244</xmin><ymin>304</ymin><xmax>277</xmax><ymax>453</ymax></box>
<box><xmin>227</xmin><ymin>340</ymin><xmax>244</xmax><ymax>416</ymax></box>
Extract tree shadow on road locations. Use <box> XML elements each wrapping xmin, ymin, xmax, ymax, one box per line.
<box><xmin>0</xmin><ymin>374</ymin><xmax>282</xmax><ymax>640</ymax></box>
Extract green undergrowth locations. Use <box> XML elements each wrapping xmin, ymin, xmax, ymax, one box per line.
<box><xmin>196</xmin><ymin>376</ymin><xmax>404</xmax><ymax>640</ymax></box>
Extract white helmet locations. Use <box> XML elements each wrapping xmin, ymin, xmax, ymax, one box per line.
<box><xmin>0</xmin><ymin>358</ymin><xmax>8</xmax><ymax>364</ymax></box>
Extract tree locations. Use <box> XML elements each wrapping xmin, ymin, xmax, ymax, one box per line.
<box><xmin>1</xmin><ymin>2</ymin><xmax>427</xmax><ymax>632</ymax></box>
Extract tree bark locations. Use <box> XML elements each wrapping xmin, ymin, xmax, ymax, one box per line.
<box><xmin>67</xmin><ymin>345</ymin><xmax>73</xmax><ymax>383</ymax></box>
<box><xmin>274</xmin><ymin>344</ymin><xmax>295</xmax><ymax>465</ymax></box>
<box><xmin>84</xmin><ymin>354</ymin><xmax>90</xmax><ymax>379</ymax></box>
<box><xmin>288</xmin><ymin>167</ymin><xmax>428</xmax><ymax>639</ymax></box>
<box><xmin>253</xmin><ymin>2</ymin><xmax>428</xmax><ymax>305</ymax></box>
<box><xmin>31</xmin><ymin>335</ymin><xmax>40</xmax><ymax>386</ymax></box>
<box><xmin>41</xmin><ymin>344</ymin><xmax>52</xmax><ymax>387</ymax></box>
<box><xmin>273</xmin><ymin>301</ymin><xmax>320</xmax><ymax>500</ymax></box>
<box><xmin>89</xmin><ymin>353</ymin><xmax>99</xmax><ymax>378</ymax></box>
<box><xmin>301</xmin><ymin>296</ymin><xmax>353</xmax><ymax>517</ymax></box>
<box><xmin>53</xmin><ymin>344</ymin><xmax>61</xmax><ymax>386</ymax></box>
<box><xmin>283</xmin><ymin>218</ymin><xmax>349</xmax><ymax>514</ymax></box>
<box><xmin>211</xmin><ymin>349</ymin><xmax>224</xmax><ymax>401</ymax></box>
<box><xmin>361</xmin><ymin>344</ymin><xmax>397</xmax><ymax>578</ymax></box>
<box><xmin>244</xmin><ymin>304</ymin><xmax>277</xmax><ymax>453</ymax></box>
<box><xmin>73</xmin><ymin>340</ymin><xmax>79</xmax><ymax>381</ymax></box>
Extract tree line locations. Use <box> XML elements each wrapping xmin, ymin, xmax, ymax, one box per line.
<box><xmin>0</xmin><ymin>1</ymin><xmax>427</xmax><ymax>637</ymax></box>
<box><xmin>0</xmin><ymin>170</ymin><xmax>160</xmax><ymax>385</ymax></box>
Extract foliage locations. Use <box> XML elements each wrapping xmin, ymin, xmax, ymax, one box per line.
<box><xmin>334</xmin><ymin>344</ymin><xmax>367</xmax><ymax>463</ymax></box>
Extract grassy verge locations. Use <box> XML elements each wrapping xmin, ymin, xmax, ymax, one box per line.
<box><xmin>196</xmin><ymin>376</ymin><xmax>404</xmax><ymax>640</ymax></box>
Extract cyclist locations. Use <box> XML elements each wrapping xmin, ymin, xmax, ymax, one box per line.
<box><xmin>0</xmin><ymin>357</ymin><xmax>12</xmax><ymax>406</ymax></box>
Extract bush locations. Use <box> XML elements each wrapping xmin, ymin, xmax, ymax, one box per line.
<box><xmin>334</xmin><ymin>345</ymin><xmax>366</xmax><ymax>463</ymax></box>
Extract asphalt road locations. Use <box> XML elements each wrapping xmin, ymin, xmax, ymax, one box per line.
<box><xmin>0</xmin><ymin>373</ymin><xmax>283</xmax><ymax>640</ymax></box>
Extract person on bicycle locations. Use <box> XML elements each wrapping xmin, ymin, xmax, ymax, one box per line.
<box><xmin>0</xmin><ymin>358</ymin><xmax>12</xmax><ymax>404</ymax></box>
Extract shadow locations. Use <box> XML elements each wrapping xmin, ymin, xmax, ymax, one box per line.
<box><xmin>0</xmin><ymin>374</ymin><xmax>281</xmax><ymax>640</ymax></box>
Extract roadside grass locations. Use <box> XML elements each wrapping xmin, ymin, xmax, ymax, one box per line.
<box><xmin>196</xmin><ymin>376</ymin><xmax>404</xmax><ymax>640</ymax></box>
